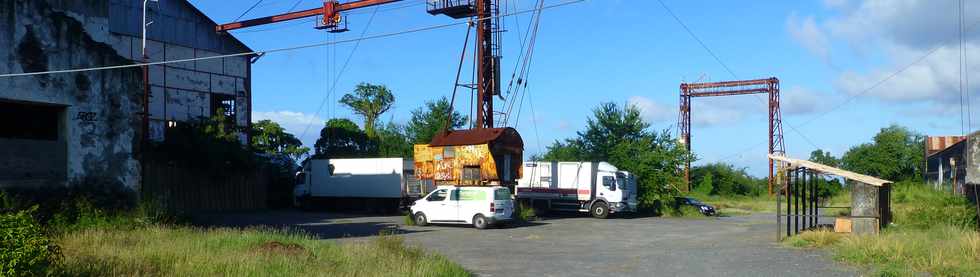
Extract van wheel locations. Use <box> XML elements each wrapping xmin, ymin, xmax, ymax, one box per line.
<box><xmin>590</xmin><ymin>202</ymin><xmax>609</xmax><ymax>219</ymax></box>
<box><xmin>473</xmin><ymin>214</ymin><xmax>489</xmax><ymax>229</ymax></box>
<box><xmin>414</xmin><ymin>212</ymin><xmax>428</xmax><ymax>226</ymax></box>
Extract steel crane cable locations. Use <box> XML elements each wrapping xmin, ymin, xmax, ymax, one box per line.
<box><xmin>504</xmin><ymin>0</ymin><xmax>545</xmax><ymax>126</ymax></box>
<box><xmin>298</xmin><ymin>5</ymin><xmax>382</xmax><ymax>142</ymax></box>
<box><xmin>446</xmin><ymin>24</ymin><xmax>474</xmax><ymax>132</ymax></box>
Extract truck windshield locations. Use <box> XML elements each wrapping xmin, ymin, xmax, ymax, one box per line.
<box><xmin>616</xmin><ymin>173</ymin><xmax>626</xmax><ymax>190</ymax></box>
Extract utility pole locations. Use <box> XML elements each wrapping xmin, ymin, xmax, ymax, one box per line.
<box><xmin>141</xmin><ymin>0</ymin><xmax>156</xmax><ymax>196</ymax></box>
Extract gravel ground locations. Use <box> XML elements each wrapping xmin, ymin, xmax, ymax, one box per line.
<box><xmin>198</xmin><ymin>211</ymin><xmax>857</xmax><ymax>277</ymax></box>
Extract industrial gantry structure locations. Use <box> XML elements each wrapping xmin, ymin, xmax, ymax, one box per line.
<box><xmin>678</xmin><ymin>77</ymin><xmax>785</xmax><ymax>195</ymax></box>
<box><xmin>216</xmin><ymin>0</ymin><xmax>504</xmax><ymax>129</ymax></box>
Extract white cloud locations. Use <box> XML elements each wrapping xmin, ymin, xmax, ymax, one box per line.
<box><xmin>782</xmin><ymin>86</ymin><xmax>830</xmax><ymax>115</ymax></box>
<box><xmin>790</xmin><ymin>0</ymin><xmax>980</xmax><ymax>112</ymax></box>
<box><xmin>252</xmin><ymin>110</ymin><xmax>325</xmax><ymax>145</ymax></box>
<box><xmin>787</xmin><ymin>13</ymin><xmax>832</xmax><ymax>62</ymax></box>
<box><xmin>628</xmin><ymin>96</ymin><xmax>675</xmax><ymax>123</ymax></box>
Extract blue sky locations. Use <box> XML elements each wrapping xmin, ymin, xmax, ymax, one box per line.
<box><xmin>189</xmin><ymin>0</ymin><xmax>979</xmax><ymax>177</ymax></box>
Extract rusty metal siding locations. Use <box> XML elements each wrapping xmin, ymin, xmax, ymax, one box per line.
<box><xmin>926</xmin><ymin>136</ymin><xmax>966</xmax><ymax>157</ymax></box>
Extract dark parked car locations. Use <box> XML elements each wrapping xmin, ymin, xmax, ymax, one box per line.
<box><xmin>675</xmin><ymin>197</ymin><xmax>716</xmax><ymax>216</ymax></box>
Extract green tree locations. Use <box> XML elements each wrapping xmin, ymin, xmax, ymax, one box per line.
<box><xmin>541</xmin><ymin>139</ymin><xmax>588</xmax><ymax>161</ymax></box>
<box><xmin>375</xmin><ymin>121</ymin><xmax>412</xmax><ymax>158</ymax></box>
<box><xmin>690</xmin><ymin>163</ymin><xmax>764</xmax><ymax>197</ymax></box>
<box><xmin>609</xmin><ymin>131</ymin><xmax>689</xmax><ymax>208</ymax></box>
<box><xmin>808</xmin><ymin>149</ymin><xmax>840</xmax><ymax>168</ymax></box>
<box><xmin>405</xmin><ymin>97</ymin><xmax>467</xmax><ymax>144</ymax></box>
<box><xmin>542</xmin><ymin>102</ymin><xmax>691</xmax><ymax>210</ymax></box>
<box><xmin>694</xmin><ymin>172</ymin><xmax>714</xmax><ymax>195</ymax></box>
<box><xmin>250</xmin><ymin>120</ymin><xmax>309</xmax><ymax>161</ymax></box>
<box><xmin>841</xmin><ymin>125</ymin><xmax>924</xmax><ymax>182</ymax></box>
<box><xmin>579</xmin><ymin>102</ymin><xmax>650</xmax><ymax>161</ymax></box>
<box><xmin>313</xmin><ymin>118</ymin><xmax>377</xmax><ymax>158</ymax></box>
<box><xmin>339</xmin><ymin>83</ymin><xmax>395</xmax><ymax>138</ymax></box>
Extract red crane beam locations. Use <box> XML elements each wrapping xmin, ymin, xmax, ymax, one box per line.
<box><xmin>215</xmin><ymin>0</ymin><xmax>402</xmax><ymax>32</ymax></box>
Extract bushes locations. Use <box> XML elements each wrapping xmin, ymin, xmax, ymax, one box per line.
<box><xmin>0</xmin><ymin>208</ymin><xmax>60</xmax><ymax>276</ymax></box>
<box><xmin>890</xmin><ymin>182</ymin><xmax>978</xmax><ymax>229</ymax></box>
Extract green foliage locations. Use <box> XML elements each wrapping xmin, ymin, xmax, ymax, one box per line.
<box><xmin>694</xmin><ymin>172</ymin><xmax>713</xmax><ymax>195</ymax></box>
<box><xmin>314</xmin><ymin>118</ymin><xmax>378</xmax><ymax>158</ymax></box>
<box><xmin>339</xmin><ymin>83</ymin><xmax>395</xmax><ymax>138</ymax></box>
<box><xmin>151</xmin><ymin>111</ymin><xmax>257</xmax><ymax>176</ymax></box>
<box><xmin>405</xmin><ymin>96</ymin><xmax>468</xmax><ymax>144</ymax></box>
<box><xmin>808</xmin><ymin>149</ymin><xmax>840</xmax><ymax>168</ymax></box>
<box><xmin>890</xmin><ymin>181</ymin><xmax>977</xmax><ymax>229</ymax></box>
<box><xmin>515</xmin><ymin>202</ymin><xmax>537</xmax><ymax>222</ymax></box>
<box><xmin>250</xmin><ymin>119</ymin><xmax>309</xmax><ymax>162</ymax></box>
<box><xmin>541</xmin><ymin>102</ymin><xmax>690</xmax><ymax>211</ymax></box>
<box><xmin>0</xmin><ymin>207</ymin><xmax>59</xmax><ymax>276</ymax></box>
<box><xmin>841</xmin><ymin>125</ymin><xmax>924</xmax><ymax>182</ymax></box>
<box><xmin>375</xmin><ymin>122</ymin><xmax>413</xmax><ymax>158</ymax></box>
<box><xmin>690</xmin><ymin>163</ymin><xmax>764</xmax><ymax>197</ymax></box>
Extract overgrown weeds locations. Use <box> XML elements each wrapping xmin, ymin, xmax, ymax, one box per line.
<box><xmin>55</xmin><ymin>226</ymin><xmax>469</xmax><ymax>276</ymax></box>
<box><xmin>783</xmin><ymin>182</ymin><xmax>980</xmax><ymax>276</ymax></box>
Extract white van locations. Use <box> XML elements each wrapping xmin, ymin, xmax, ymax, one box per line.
<box><xmin>410</xmin><ymin>186</ymin><xmax>514</xmax><ymax>229</ymax></box>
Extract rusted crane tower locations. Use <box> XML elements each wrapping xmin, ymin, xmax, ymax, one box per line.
<box><xmin>679</xmin><ymin>77</ymin><xmax>785</xmax><ymax>195</ymax></box>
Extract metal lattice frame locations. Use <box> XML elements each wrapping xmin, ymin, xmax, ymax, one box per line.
<box><xmin>678</xmin><ymin>77</ymin><xmax>785</xmax><ymax>194</ymax></box>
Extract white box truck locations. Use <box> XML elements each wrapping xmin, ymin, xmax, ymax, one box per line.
<box><xmin>294</xmin><ymin>158</ymin><xmax>429</xmax><ymax>212</ymax></box>
<box><xmin>516</xmin><ymin>161</ymin><xmax>638</xmax><ymax>218</ymax></box>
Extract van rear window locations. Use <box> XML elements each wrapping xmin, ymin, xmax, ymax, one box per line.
<box><xmin>494</xmin><ymin>189</ymin><xmax>511</xmax><ymax>200</ymax></box>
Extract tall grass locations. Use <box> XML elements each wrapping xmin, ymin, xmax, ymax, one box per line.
<box><xmin>834</xmin><ymin>225</ymin><xmax>980</xmax><ymax>276</ymax></box>
<box><xmin>784</xmin><ymin>182</ymin><xmax>979</xmax><ymax>276</ymax></box>
<box><xmin>55</xmin><ymin>225</ymin><xmax>469</xmax><ymax>276</ymax></box>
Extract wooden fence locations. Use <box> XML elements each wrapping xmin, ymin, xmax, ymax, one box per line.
<box><xmin>142</xmin><ymin>161</ymin><xmax>268</xmax><ymax>212</ymax></box>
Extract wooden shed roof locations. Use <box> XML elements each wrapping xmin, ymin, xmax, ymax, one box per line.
<box><xmin>769</xmin><ymin>154</ymin><xmax>892</xmax><ymax>187</ymax></box>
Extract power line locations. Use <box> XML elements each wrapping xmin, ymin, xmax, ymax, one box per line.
<box><xmin>656</xmin><ymin>0</ymin><xmax>824</xmax><ymax>153</ymax></box>
<box><xmin>299</xmin><ymin>5</ymin><xmax>381</xmax><ymax>141</ymax></box>
<box><xmin>232</xmin><ymin>0</ymin><xmax>266</xmax><ymax>23</ymax></box>
<box><xmin>0</xmin><ymin>0</ymin><xmax>586</xmax><ymax>79</ymax></box>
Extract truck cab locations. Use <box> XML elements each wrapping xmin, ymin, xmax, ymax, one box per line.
<box><xmin>516</xmin><ymin>161</ymin><xmax>635</xmax><ymax>218</ymax></box>
<box><xmin>618</xmin><ymin>171</ymin><xmax>639</xmax><ymax>212</ymax></box>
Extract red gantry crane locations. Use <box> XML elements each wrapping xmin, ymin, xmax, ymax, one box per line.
<box><xmin>678</xmin><ymin>78</ymin><xmax>785</xmax><ymax>195</ymax></box>
<box><xmin>216</xmin><ymin>0</ymin><xmax>503</xmax><ymax>129</ymax></box>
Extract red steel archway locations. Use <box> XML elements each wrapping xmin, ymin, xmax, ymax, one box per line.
<box><xmin>679</xmin><ymin>77</ymin><xmax>785</xmax><ymax>195</ymax></box>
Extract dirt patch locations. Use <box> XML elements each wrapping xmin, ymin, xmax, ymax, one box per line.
<box><xmin>253</xmin><ymin>241</ymin><xmax>306</xmax><ymax>256</ymax></box>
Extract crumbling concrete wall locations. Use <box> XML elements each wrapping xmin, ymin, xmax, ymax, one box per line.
<box><xmin>0</xmin><ymin>0</ymin><xmax>142</xmax><ymax>189</ymax></box>
<box><xmin>851</xmin><ymin>184</ymin><xmax>880</xmax><ymax>234</ymax></box>
<box><xmin>966</xmin><ymin>132</ymin><xmax>979</xmax><ymax>185</ymax></box>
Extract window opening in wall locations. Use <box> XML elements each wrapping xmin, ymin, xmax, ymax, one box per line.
<box><xmin>211</xmin><ymin>94</ymin><xmax>236</xmax><ymax>119</ymax></box>
<box><xmin>0</xmin><ymin>101</ymin><xmax>61</xmax><ymax>141</ymax></box>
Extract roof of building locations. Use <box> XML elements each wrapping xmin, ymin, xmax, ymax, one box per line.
<box><xmin>428</xmin><ymin>127</ymin><xmax>524</xmax><ymax>148</ymax></box>
<box><xmin>769</xmin><ymin>154</ymin><xmax>892</xmax><ymax>187</ymax></box>
<box><xmin>926</xmin><ymin>136</ymin><xmax>966</xmax><ymax>157</ymax></box>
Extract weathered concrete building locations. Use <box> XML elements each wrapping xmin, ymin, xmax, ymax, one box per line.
<box><xmin>925</xmin><ymin>133</ymin><xmax>979</xmax><ymax>203</ymax></box>
<box><xmin>1</xmin><ymin>0</ymin><xmax>254</xmax><ymax>190</ymax></box>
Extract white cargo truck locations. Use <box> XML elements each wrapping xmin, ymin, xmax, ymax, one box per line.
<box><xmin>294</xmin><ymin>158</ymin><xmax>429</xmax><ymax>212</ymax></box>
<box><xmin>516</xmin><ymin>161</ymin><xmax>637</xmax><ymax>218</ymax></box>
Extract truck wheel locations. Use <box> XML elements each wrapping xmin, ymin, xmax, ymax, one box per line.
<box><xmin>590</xmin><ymin>202</ymin><xmax>609</xmax><ymax>219</ymax></box>
<box><xmin>472</xmin><ymin>214</ymin><xmax>489</xmax><ymax>229</ymax></box>
<box><xmin>414</xmin><ymin>212</ymin><xmax>428</xmax><ymax>226</ymax></box>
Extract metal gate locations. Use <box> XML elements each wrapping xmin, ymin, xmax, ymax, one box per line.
<box><xmin>777</xmin><ymin>167</ymin><xmax>820</xmax><ymax>240</ymax></box>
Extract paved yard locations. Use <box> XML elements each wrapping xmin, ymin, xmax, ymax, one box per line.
<box><xmin>199</xmin><ymin>211</ymin><xmax>856</xmax><ymax>277</ymax></box>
